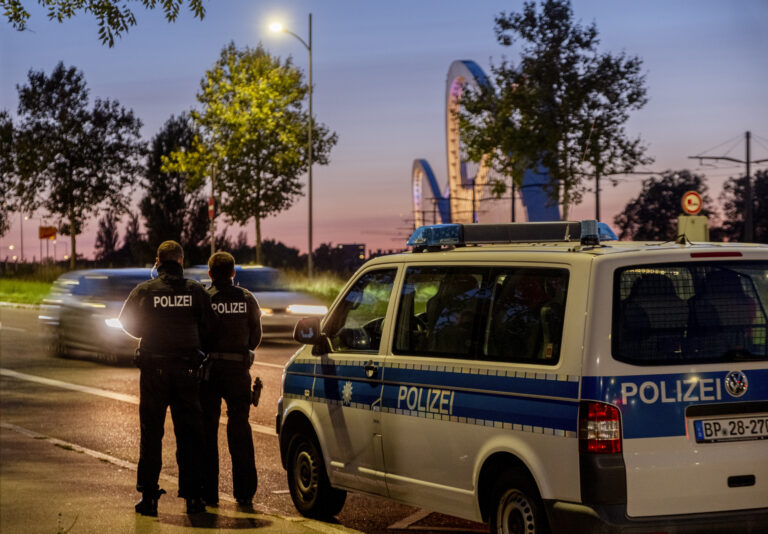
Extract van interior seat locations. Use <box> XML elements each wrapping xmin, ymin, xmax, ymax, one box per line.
<box><xmin>689</xmin><ymin>269</ymin><xmax>758</xmax><ymax>358</ymax></box>
<box><xmin>620</xmin><ymin>273</ymin><xmax>688</xmax><ymax>360</ymax></box>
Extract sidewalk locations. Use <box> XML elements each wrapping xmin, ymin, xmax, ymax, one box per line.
<box><xmin>0</xmin><ymin>423</ymin><xmax>359</xmax><ymax>534</ymax></box>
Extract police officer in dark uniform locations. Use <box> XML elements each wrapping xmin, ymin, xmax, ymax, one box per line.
<box><xmin>119</xmin><ymin>240</ymin><xmax>217</xmax><ymax>516</ymax></box>
<box><xmin>200</xmin><ymin>252</ymin><xmax>262</xmax><ymax>507</ymax></box>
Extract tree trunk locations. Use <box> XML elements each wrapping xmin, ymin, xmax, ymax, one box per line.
<box><xmin>69</xmin><ymin>205</ymin><xmax>76</xmax><ymax>270</ymax></box>
<box><xmin>254</xmin><ymin>216</ymin><xmax>262</xmax><ymax>265</ymax></box>
<box><xmin>561</xmin><ymin>182</ymin><xmax>570</xmax><ymax>220</ymax></box>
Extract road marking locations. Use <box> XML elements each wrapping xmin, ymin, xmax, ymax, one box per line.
<box><xmin>0</xmin><ymin>368</ymin><xmax>139</xmax><ymax>404</ymax></box>
<box><xmin>0</xmin><ymin>325</ymin><xmax>26</xmax><ymax>332</ymax></box>
<box><xmin>0</xmin><ymin>422</ymin><xmax>361</xmax><ymax>534</ymax></box>
<box><xmin>253</xmin><ymin>361</ymin><xmax>285</xmax><ymax>369</ymax></box>
<box><xmin>0</xmin><ymin>368</ymin><xmax>276</xmax><ymax>436</ymax></box>
<box><xmin>387</xmin><ymin>509</ymin><xmax>432</xmax><ymax>529</ymax></box>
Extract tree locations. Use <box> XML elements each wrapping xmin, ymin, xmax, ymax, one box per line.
<box><xmin>459</xmin><ymin>0</ymin><xmax>650</xmax><ymax>218</ymax></box>
<box><xmin>13</xmin><ymin>62</ymin><xmax>145</xmax><ymax>269</ymax></box>
<box><xmin>164</xmin><ymin>42</ymin><xmax>337</xmax><ymax>264</ymax></box>
<box><xmin>0</xmin><ymin>111</ymin><xmax>15</xmax><ymax>237</ymax></box>
<box><xmin>2</xmin><ymin>0</ymin><xmax>205</xmax><ymax>46</ymax></box>
<box><xmin>117</xmin><ymin>211</ymin><xmax>151</xmax><ymax>265</ymax></box>
<box><xmin>94</xmin><ymin>209</ymin><xmax>120</xmax><ymax>263</ymax></box>
<box><xmin>140</xmin><ymin>114</ymin><xmax>209</xmax><ymax>263</ymax></box>
<box><xmin>613</xmin><ymin>170</ymin><xmax>712</xmax><ymax>241</ymax></box>
<box><xmin>718</xmin><ymin>170</ymin><xmax>768</xmax><ymax>243</ymax></box>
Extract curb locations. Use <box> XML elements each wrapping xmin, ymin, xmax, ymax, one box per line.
<box><xmin>0</xmin><ymin>301</ymin><xmax>40</xmax><ymax>310</ymax></box>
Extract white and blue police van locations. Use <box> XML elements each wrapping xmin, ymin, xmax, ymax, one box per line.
<box><xmin>276</xmin><ymin>221</ymin><xmax>768</xmax><ymax>534</ymax></box>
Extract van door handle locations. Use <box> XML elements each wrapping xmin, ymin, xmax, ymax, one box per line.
<box><xmin>364</xmin><ymin>361</ymin><xmax>378</xmax><ymax>379</ymax></box>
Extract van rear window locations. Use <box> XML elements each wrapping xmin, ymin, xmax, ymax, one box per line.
<box><xmin>612</xmin><ymin>262</ymin><xmax>768</xmax><ymax>365</ymax></box>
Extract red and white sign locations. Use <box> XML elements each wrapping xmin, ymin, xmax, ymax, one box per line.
<box><xmin>208</xmin><ymin>196</ymin><xmax>214</xmax><ymax>220</ymax></box>
<box><xmin>681</xmin><ymin>191</ymin><xmax>703</xmax><ymax>215</ymax></box>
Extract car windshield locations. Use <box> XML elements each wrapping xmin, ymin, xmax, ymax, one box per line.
<box><xmin>235</xmin><ymin>269</ymin><xmax>287</xmax><ymax>292</ymax></box>
<box><xmin>72</xmin><ymin>273</ymin><xmax>150</xmax><ymax>300</ymax></box>
<box><xmin>613</xmin><ymin>261</ymin><xmax>768</xmax><ymax>364</ymax></box>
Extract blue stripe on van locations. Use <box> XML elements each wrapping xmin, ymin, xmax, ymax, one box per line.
<box><xmin>383</xmin><ymin>366</ymin><xmax>579</xmax><ymax>400</ymax></box>
<box><xmin>381</xmin><ymin>383</ymin><xmax>578</xmax><ymax>432</ymax></box>
<box><xmin>283</xmin><ymin>373</ymin><xmax>314</xmax><ymax>398</ymax></box>
<box><xmin>582</xmin><ymin>369</ymin><xmax>768</xmax><ymax>439</ymax></box>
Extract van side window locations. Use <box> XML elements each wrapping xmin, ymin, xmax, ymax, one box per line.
<box><xmin>483</xmin><ymin>268</ymin><xmax>569</xmax><ymax>364</ymax></box>
<box><xmin>393</xmin><ymin>267</ymin><xmax>488</xmax><ymax>358</ymax></box>
<box><xmin>393</xmin><ymin>266</ymin><xmax>568</xmax><ymax>364</ymax></box>
<box><xmin>324</xmin><ymin>269</ymin><xmax>397</xmax><ymax>353</ymax></box>
<box><xmin>613</xmin><ymin>262</ymin><xmax>768</xmax><ymax>364</ymax></box>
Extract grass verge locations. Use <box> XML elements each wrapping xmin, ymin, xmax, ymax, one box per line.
<box><xmin>282</xmin><ymin>270</ymin><xmax>347</xmax><ymax>305</ymax></box>
<box><xmin>0</xmin><ymin>279</ymin><xmax>52</xmax><ymax>305</ymax></box>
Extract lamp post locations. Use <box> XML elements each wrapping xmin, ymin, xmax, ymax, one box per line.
<box><xmin>270</xmin><ymin>14</ymin><xmax>314</xmax><ymax>278</ymax></box>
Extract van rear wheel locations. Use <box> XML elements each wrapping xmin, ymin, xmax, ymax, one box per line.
<box><xmin>286</xmin><ymin>432</ymin><xmax>347</xmax><ymax>518</ymax></box>
<box><xmin>489</xmin><ymin>468</ymin><xmax>549</xmax><ymax>534</ymax></box>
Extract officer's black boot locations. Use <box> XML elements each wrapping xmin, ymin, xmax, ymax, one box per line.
<box><xmin>185</xmin><ymin>497</ymin><xmax>206</xmax><ymax>514</ymax></box>
<box><xmin>135</xmin><ymin>489</ymin><xmax>165</xmax><ymax>516</ymax></box>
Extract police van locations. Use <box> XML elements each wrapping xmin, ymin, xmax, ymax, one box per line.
<box><xmin>276</xmin><ymin>221</ymin><xmax>768</xmax><ymax>534</ymax></box>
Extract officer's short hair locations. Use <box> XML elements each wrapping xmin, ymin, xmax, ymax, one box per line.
<box><xmin>209</xmin><ymin>252</ymin><xmax>236</xmax><ymax>282</ymax></box>
<box><xmin>157</xmin><ymin>240</ymin><xmax>184</xmax><ymax>263</ymax></box>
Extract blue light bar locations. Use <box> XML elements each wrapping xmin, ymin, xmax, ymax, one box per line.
<box><xmin>407</xmin><ymin>220</ymin><xmax>618</xmax><ymax>250</ymax></box>
<box><xmin>597</xmin><ymin>222</ymin><xmax>618</xmax><ymax>241</ymax></box>
<box><xmin>406</xmin><ymin>224</ymin><xmax>462</xmax><ymax>248</ymax></box>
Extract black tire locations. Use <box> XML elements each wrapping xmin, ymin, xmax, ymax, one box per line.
<box><xmin>488</xmin><ymin>467</ymin><xmax>549</xmax><ymax>534</ymax></box>
<box><xmin>286</xmin><ymin>432</ymin><xmax>347</xmax><ymax>519</ymax></box>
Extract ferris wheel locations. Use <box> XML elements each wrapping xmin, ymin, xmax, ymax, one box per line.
<box><xmin>412</xmin><ymin>60</ymin><xmax>559</xmax><ymax>227</ymax></box>
<box><xmin>411</xmin><ymin>60</ymin><xmax>492</xmax><ymax>226</ymax></box>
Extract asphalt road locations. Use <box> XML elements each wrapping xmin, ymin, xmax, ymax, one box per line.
<box><xmin>0</xmin><ymin>305</ymin><xmax>486</xmax><ymax>534</ymax></box>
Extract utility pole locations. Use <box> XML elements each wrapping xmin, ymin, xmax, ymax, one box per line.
<box><xmin>209</xmin><ymin>165</ymin><xmax>216</xmax><ymax>256</ymax></box>
<box><xmin>689</xmin><ymin>131</ymin><xmax>768</xmax><ymax>242</ymax></box>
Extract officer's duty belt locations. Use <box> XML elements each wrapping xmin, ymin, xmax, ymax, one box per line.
<box><xmin>138</xmin><ymin>350</ymin><xmax>202</xmax><ymax>361</ymax></box>
<box><xmin>208</xmin><ymin>352</ymin><xmax>249</xmax><ymax>363</ymax></box>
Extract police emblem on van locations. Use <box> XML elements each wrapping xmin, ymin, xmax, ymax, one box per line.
<box><xmin>724</xmin><ymin>371</ymin><xmax>748</xmax><ymax>398</ymax></box>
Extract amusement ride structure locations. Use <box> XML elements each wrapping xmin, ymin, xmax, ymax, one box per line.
<box><xmin>412</xmin><ymin>60</ymin><xmax>559</xmax><ymax>226</ymax></box>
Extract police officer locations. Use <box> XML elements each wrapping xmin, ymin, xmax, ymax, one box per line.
<box><xmin>200</xmin><ymin>252</ymin><xmax>262</xmax><ymax>507</ymax></box>
<box><xmin>119</xmin><ymin>240</ymin><xmax>217</xmax><ymax>516</ymax></box>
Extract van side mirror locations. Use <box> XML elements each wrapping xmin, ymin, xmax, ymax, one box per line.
<box><xmin>294</xmin><ymin>316</ymin><xmax>322</xmax><ymax>344</ymax></box>
<box><xmin>294</xmin><ymin>316</ymin><xmax>333</xmax><ymax>355</ymax></box>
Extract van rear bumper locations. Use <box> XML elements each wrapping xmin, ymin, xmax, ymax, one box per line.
<box><xmin>545</xmin><ymin>501</ymin><xmax>768</xmax><ymax>534</ymax></box>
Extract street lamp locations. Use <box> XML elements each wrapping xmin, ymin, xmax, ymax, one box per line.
<box><xmin>270</xmin><ymin>14</ymin><xmax>314</xmax><ymax>278</ymax></box>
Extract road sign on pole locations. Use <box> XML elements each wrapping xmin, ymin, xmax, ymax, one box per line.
<box><xmin>681</xmin><ymin>191</ymin><xmax>703</xmax><ymax>215</ymax></box>
<box><xmin>208</xmin><ymin>196</ymin><xmax>214</xmax><ymax>220</ymax></box>
<box><xmin>38</xmin><ymin>226</ymin><xmax>57</xmax><ymax>240</ymax></box>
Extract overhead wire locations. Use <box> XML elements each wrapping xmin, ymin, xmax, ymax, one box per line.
<box><xmin>692</xmin><ymin>132</ymin><xmax>744</xmax><ymax>157</ymax></box>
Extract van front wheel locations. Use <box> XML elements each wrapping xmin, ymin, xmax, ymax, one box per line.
<box><xmin>489</xmin><ymin>468</ymin><xmax>549</xmax><ymax>534</ymax></box>
<box><xmin>286</xmin><ymin>433</ymin><xmax>347</xmax><ymax>518</ymax></box>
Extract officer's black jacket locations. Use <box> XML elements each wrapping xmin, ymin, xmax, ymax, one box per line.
<box><xmin>119</xmin><ymin>261</ymin><xmax>217</xmax><ymax>355</ymax></box>
<box><xmin>208</xmin><ymin>279</ymin><xmax>262</xmax><ymax>354</ymax></box>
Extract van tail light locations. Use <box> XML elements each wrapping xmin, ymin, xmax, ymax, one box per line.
<box><xmin>579</xmin><ymin>401</ymin><xmax>622</xmax><ymax>453</ymax></box>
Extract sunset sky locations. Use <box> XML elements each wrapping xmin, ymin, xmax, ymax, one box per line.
<box><xmin>2</xmin><ymin>0</ymin><xmax>767</xmax><ymax>261</ymax></box>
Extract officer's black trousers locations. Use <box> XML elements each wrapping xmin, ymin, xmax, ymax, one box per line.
<box><xmin>200</xmin><ymin>362</ymin><xmax>257</xmax><ymax>502</ymax></box>
<box><xmin>137</xmin><ymin>364</ymin><xmax>204</xmax><ymax>499</ymax></box>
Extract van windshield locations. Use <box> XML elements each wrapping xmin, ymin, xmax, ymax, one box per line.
<box><xmin>612</xmin><ymin>261</ymin><xmax>768</xmax><ymax>365</ymax></box>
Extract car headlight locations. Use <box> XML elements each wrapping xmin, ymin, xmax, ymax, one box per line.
<box><xmin>287</xmin><ymin>304</ymin><xmax>328</xmax><ymax>315</ymax></box>
<box><xmin>104</xmin><ymin>318</ymin><xmax>123</xmax><ymax>328</ymax></box>
<box><xmin>260</xmin><ymin>308</ymin><xmax>273</xmax><ymax>317</ymax></box>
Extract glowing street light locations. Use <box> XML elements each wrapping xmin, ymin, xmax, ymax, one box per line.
<box><xmin>270</xmin><ymin>14</ymin><xmax>314</xmax><ymax>278</ymax></box>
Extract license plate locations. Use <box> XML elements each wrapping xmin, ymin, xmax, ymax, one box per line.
<box><xmin>694</xmin><ymin>416</ymin><xmax>768</xmax><ymax>443</ymax></box>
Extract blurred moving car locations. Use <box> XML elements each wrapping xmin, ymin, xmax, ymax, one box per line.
<box><xmin>185</xmin><ymin>265</ymin><xmax>327</xmax><ymax>339</ymax></box>
<box><xmin>39</xmin><ymin>268</ymin><xmax>151</xmax><ymax>364</ymax></box>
